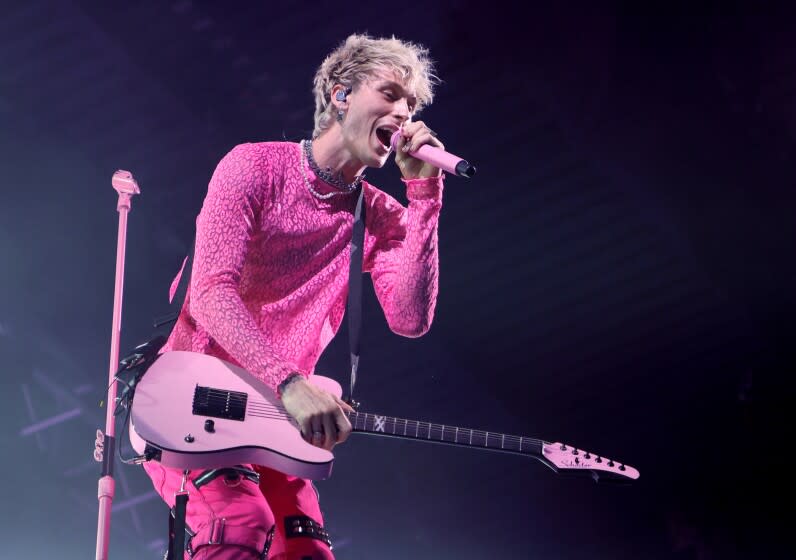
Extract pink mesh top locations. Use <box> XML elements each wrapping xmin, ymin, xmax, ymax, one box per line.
<box><xmin>161</xmin><ymin>142</ymin><xmax>443</xmax><ymax>393</ymax></box>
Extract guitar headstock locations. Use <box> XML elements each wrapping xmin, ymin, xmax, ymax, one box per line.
<box><xmin>541</xmin><ymin>441</ymin><xmax>640</xmax><ymax>483</ymax></box>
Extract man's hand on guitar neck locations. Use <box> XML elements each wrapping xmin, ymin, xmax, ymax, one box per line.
<box><xmin>279</xmin><ymin>376</ymin><xmax>354</xmax><ymax>451</ymax></box>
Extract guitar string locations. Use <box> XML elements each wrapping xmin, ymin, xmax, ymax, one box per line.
<box><xmin>202</xmin><ymin>390</ymin><xmax>542</xmax><ymax>443</ymax></box>
<box><xmin>204</xmin><ymin>391</ymin><xmax>538</xmax><ymax>442</ymax></box>
<box><xmin>197</xmin><ymin>410</ymin><xmax>600</xmax><ymax>458</ymax></box>
<box><xmin>247</xmin><ymin>413</ymin><xmax>293</xmax><ymax>420</ymax></box>
<box><xmin>194</xmin><ymin>391</ymin><xmax>620</xmax><ymax>463</ymax></box>
<box><xmin>199</xmin><ymin>392</ymin><xmax>282</xmax><ymax>408</ymax></box>
<box><xmin>198</xmin><ymin>393</ymin><xmax>550</xmax><ymax>447</ymax></box>
<box><xmin>199</xmin><ymin>395</ymin><xmax>547</xmax><ymax>446</ymax></box>
<box><xmin>193</xmin><ymin>410</ymin><xmax>612</xmax><ymax>463</ymax></box>
<box><xmin>347</xmin><ymin>414</ymin><xmax>546</xmax><ymax>447</ymax></box>
<box><xmin>198</xmin><ymin>394</ymin><xmax>287</xmax><ymax>413</ymax></box>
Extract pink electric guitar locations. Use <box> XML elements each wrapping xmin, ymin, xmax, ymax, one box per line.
<box><xmin>129</xmin><ymin>351</ymin><xmax>639</xmax><ymax>483</ymax></box>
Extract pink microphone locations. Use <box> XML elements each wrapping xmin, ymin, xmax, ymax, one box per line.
<box><xmin>390</xmin><ymin>131</ymin><xmax>476</xmax><ymax>178</ymax></box>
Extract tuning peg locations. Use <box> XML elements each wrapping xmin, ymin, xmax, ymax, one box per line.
<box><xmin>343</xmin><ymin>396</ymin><xmax>361</xmax><ymax>410</ymax></box>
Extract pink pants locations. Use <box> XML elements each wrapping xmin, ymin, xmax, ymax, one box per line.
<box><xmin>143</xmin><ymin>462</ymin><xmax>334</xmax><ymax>559</ymax></box>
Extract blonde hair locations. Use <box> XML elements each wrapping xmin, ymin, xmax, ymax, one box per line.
<box><xmin>312</xmin><ymin>33</ymin><xmax>439</xmax><ymax>138</ymax></box>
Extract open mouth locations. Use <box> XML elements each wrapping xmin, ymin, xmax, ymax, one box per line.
<box><xmin>375</xmin><ymin>127</ymin><xmax>394</xmax><ymax>150</ymax></box>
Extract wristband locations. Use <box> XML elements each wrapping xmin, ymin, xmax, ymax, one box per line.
<box><xmin>277</xmin><ymin>373</ymin><xmax>305</xmax><ymax>396</ymax></box>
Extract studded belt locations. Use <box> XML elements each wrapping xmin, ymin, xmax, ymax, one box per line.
<box><xmin>284</xmin><ymin>515</ymin><xmax>332</xmax><ymax>548</ymax></box>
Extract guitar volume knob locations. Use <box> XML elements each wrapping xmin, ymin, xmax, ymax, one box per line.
<box><xmin>204</xmin><ymin>419</ymin><xmax>215</xmax><ymax>433</ymax></box>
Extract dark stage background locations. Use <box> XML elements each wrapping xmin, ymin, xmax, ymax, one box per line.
<box><xmin>1</xmin><ymin>2</ymin><xmax>793</xmax><ymax>558</ymax></box>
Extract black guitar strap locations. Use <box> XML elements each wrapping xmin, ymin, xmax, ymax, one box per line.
<box><xmin>168</xmin><ymin>477</ymin><xmax>189</xmax><ymax>560</ymax></box>
<box><xmin>157</xmin><ymin>250</ymin><xmax>194</xmax><ymax>560</ymax></box>
<box><xmin>347</xmin><ymin>186</ymin><xmax>366</xmax><ymax>403</ymax></box>
<box><xmin>153</xmin><ymin>243</ymin><xmax>195</xmax><ymax>331</ymax></box>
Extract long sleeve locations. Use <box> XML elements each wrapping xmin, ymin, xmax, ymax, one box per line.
<box><xmin>188</xmin><ymin>144</ymin><xmax>300</xmax><ymax>391</ymax></box>
<box><xmin>364</xmin><ymin>175</ymin><xmax>444</xmax><ymax>337</ymax></box>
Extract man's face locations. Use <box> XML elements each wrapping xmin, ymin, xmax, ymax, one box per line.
<box><xmin>340</xmin><ymin>69</ymin><xmax>417</xmax><ymax>169</ymax></box>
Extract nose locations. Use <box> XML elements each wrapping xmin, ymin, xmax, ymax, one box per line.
<box><xmin>393</xmin><ymin>98</ymin><xmax>411</xmax><ymax>122</ymax></box>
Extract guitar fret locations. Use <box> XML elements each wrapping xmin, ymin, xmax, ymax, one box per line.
<box><xmin>351</xmin><ymin>410</ymin><xmax>531</xmax><ymax>455</ymax></box>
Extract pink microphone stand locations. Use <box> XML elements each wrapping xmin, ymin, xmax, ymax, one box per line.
<box><xmin>95</xmin><ymin>170</ymin><xmax>140</xmax><ymax>560</ymax></box>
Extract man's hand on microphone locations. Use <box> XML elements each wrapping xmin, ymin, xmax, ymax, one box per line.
<box><xmin>280</xmin><ymin>376</ymin><xmax>354</xmax><ymax>451</ymax></box>
<box><xmin>394</xmin><ymin>120</ymin><xmax>444</xmax><ymax>179</ymax></box>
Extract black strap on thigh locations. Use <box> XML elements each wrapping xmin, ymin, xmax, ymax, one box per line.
<box><xmin>284</xmin><ymin>515</ymin><xmax>332</xmax><ymax>549</ymax></box>
<box><xmin>167</xmin><ymin>470</ymin><xmax>190</xmax><ymax>560</ymax></box>
<box><xmin>167</xmin><ymin>466</ymin><xmax>262</xmax><ymax>558</ymax></box>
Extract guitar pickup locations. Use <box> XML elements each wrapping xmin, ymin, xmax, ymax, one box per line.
<box><xmin>192</xmin><ymin>385</ymin><xmax>247</xmax><ymax>421</ymax></box>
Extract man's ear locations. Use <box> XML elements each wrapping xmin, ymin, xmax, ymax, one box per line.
<box><xmin>331</xmin><ymin>84</ymin><xmax>352</xmax><ymax>108</ymax></box>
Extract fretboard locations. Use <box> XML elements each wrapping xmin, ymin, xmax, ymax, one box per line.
<box><xmin>347</xmin><ymin>411</ymin><xmax>543</xmax><ymax>456</ymax></box>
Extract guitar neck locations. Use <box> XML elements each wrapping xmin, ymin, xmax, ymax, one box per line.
<box><xmin>347</xmin><ymin>411</ymin><xmax>544</xmax><ymax>456</ymax></box>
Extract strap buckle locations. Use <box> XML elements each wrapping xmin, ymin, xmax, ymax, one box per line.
<box><xmin>176</xmin><ymin>469</ymin><xmax>189</xmax><ymax>498</ymax></box>
<box><xmin>207</xmin><ymin>518</ymin><xmax>226</xmax><ymax>545</ymax></box>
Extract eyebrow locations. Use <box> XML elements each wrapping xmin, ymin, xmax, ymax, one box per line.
<box><xmin>378</xmin><ymin>80</ymin><xmax>418</xmax><ymax>107</ymax></box>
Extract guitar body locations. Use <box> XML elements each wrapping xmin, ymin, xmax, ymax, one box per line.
<box><xmin>129</xmin><ymin>350</ymin><xmax>339</xmax><ymax>479</ymax></box>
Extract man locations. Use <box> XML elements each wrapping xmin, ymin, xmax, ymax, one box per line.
<box><xmin>144</xmin><ymin>34</ymin><xmax>445</xmax><ymax>559</ymax></box>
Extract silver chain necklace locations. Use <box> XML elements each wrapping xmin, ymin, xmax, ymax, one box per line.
<box><xmin>299</xmin><ymin>139</ymin><xmax>361</xmax><ymax>200</ymax></box>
